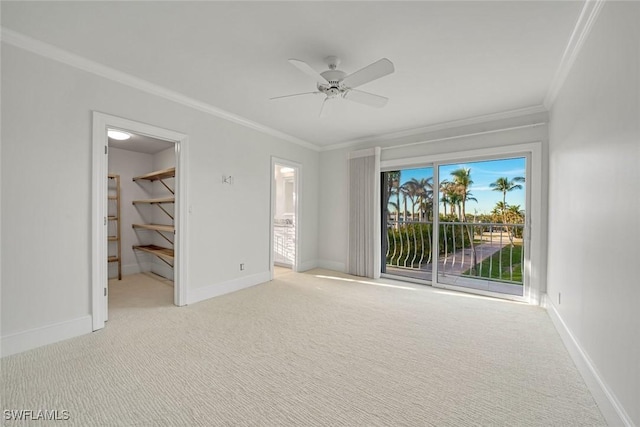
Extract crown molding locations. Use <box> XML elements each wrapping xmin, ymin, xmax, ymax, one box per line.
<box><xmin>544</xmin><ymin>0</ymin><xmax>606</xmax><ymax>109</ymax></box>
<box><xmin>320</xmin><ymin>105</ymin><xmax>548</xmax><ymax>152</ymax></box>
<box><xmin>1</xmin><ymin>28</ymin><xmax>320</xmax><ymax>152</ymax></box>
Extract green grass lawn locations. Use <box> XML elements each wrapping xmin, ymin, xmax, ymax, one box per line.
<box><xmin>463</xmin><ymin>243</ymin><xmax>523</xmax><ymax>284</ymax></box>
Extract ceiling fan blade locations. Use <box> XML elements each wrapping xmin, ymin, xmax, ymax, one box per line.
<box><xmin>288</xmin><ymin>59</ymin><xmax>329</xmax><ymax>85</ymax></box>
<box><xmin>344</xmin><ymin>89</ymin><xmax>388</xmax><ymax>108</ymax></box>
<box><xmin>319</xmin><ymin>97</ymin><xmax>337</xmax><ymax>118</ymax></box>
<box><xmin>341</xmin><ymin>58</ymin><xmax>394</xmax><ymax>89</ymax></box>
<box><xmin>269</xmin><ymin>91</ymin><xmax>320</xmax><ymax>100</ymax></box>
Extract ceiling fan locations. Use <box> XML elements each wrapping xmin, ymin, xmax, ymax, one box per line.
<box><xmin>271</xmin><ymin>56</ymin><xmax>395</xmax><ymax>117</ymax></box>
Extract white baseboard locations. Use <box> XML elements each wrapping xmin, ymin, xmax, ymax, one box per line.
<box><xmin>544</xmin><ymin>296</ymin><xmax>632</xmax><ymax>427</ymax></box>
<box><xmin>108</xmin><ymin>262</ymin><xmax>152</xmax><ymax>278</ymax></box>
<box><xmin>1</xmin><ymin>315</ymin><xmax>93</xmax><ymax>358</ymax></box>
<box><xmin>316</xmin><ymin>260</ymin><xmax>346</xmax><ymax>272</ymax></box>
<box><xmin>187</xmin><ymin>271</ymin><xmax>271</xmax><ymax>305</ymax></box>
<box><xmin>123</xmin><ymin>262</ymin><xmax>150</xmax><ymax>276</ymax></box>
<box><xmin>150</xmin><ymin>262</ymin><xmax>174</xmax><ymax>281</ymax></box>
<box><xmin>296</xmin><ymin>259</ymin><xmax>318</xmax><ymax>272</ymax></box>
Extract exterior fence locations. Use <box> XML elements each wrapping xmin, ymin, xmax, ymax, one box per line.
<box><xmin>386</xmin><ymin>220</ymin><xmax>525</xmax><ymax>284</ymax></box>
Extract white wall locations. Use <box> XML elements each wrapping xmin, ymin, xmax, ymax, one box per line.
<box><xmin>547</xmin><ymin>2</ymin><xmax>639</xmax><ymax>425</ymax></box>
<box><xmin>0</xmin><ymin>44</ymin><xmax>319</xmax><ymax>349</ymax></box>
<box><xmin>108</xmin><ymin>147</ymin><xmax>155</xmax><ymax>276</ymax></box>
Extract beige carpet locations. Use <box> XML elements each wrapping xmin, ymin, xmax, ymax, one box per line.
<box><xmin>2</xmin><ymin>270</ymin><xmax>606</xmax><ymax>426</ymax></box>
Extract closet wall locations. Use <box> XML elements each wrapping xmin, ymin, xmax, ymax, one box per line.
<box><xmin>150</xmin><ymin>146</ymin><xmax>176</xmax><ymax>280</ymax></box>
<box><xmin>108</xmin><ymin>146</ymin><xmax>176</xmax><ymax>279</ymax></box>
<box><xmin>108</xmin><ymin>147</ymin><xmax>154</xmax><ymax>277</ymax></box>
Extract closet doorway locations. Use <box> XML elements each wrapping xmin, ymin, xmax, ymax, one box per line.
<box><xmin>92</xmin><ymin>113</ymin><xmax>189</xmax><ymax>331</ymax></box>
<box><xmin>271</xmin><ymin>158</ymin><xmax>300</xmax><ymax>278</ymax></box>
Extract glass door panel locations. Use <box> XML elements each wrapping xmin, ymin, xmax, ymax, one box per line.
<box><xmin>436</xmin><ymin>158</ymin><xmax>527</xmax><ymax>297</ymax></box>
<box><xmin>381</xmin><ymin>166</ymin><xmax>434</xmax><ymax>282</ymax></box>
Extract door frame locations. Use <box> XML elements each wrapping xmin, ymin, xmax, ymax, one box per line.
<box><xmin>92</xmin><ymin>112</ymin><xmax>189</xmax><ymax>331</ymax></box>
<box><xmin>380</xmin><ymin>142</ymin><xmax>542</xmax><ymax>304</ymax></box>
<box><xmin>270</xmin><ymin>157</ymin><xmax>301</xmax><ymax>279</ymax></box>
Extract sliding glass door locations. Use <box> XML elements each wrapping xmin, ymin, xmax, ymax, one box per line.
<box><xmin>381</xmin><ymin>166</ymin><xmax>435</xmax><ymax>280</ymax></box>
<box><xmin>382</xmin><ymin>155</ymin><xmax>529</xmax><ymax>299</ymax></box>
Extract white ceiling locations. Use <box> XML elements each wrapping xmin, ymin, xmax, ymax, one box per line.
<box><xmin>108</xmin><ymin>132</ymin><xmax>175</xmax><ymax>155</ymax></box>
<box><xmin>2</xmin><ymin>1</ymin><xmax>583</xmax><ymax>148</ymax></box>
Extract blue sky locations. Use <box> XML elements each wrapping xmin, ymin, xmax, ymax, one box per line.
<box><xmin>394</xmin><ymin>157</ymin><xmax>526</xmax><ymax>215</ymax></box>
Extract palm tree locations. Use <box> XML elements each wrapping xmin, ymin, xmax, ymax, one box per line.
<box><xmin>506</xmin><ymin>205</ymin><xmax>525</xmax><ymax>239</ymax></box>
<box><xmin>492</xmin><ymin>201</ymin><xmax>508</xmax><ymax>220</ymax></box>
<box><xmin>489</xmin><ymin>176</ymin><xmax>525</xmax><ymax>222</ymax></box>
<box><xmin>450</xmin><ymin>168</ymin><xmax>474</xmax><ymax>222</ymax></box>
<box><xmin>448</xmin><ymin>191</ymin><xmax>461</xmax><ymax>219</ymax></box>
<box><xmin>450</xmin><ymin>167</ymin><xmax>478</xmax><ymax>272</ymax></box>
<box><xmin>506</xmin><ymin>204</ymin><xmax>524</xmax><ymax>221</ymax></box>
<box><xmin>407</xmin><ymin>177</ymin><xmax>433</xmax><ymax>221</ymax></box>
<box><xmin>400</xmin><ymin>181</ymin><xmax>416</xmax><ymax>220</ymax></box>
<box><xmin>490</xmin><ymin>176</ymin><xmax>525</xmax><ymax>246</ymax></box>
<box><xmin>384</xmin><ymin>171</ymin><xmax>401</xmax><ymax>224</ymax></box>
<box><xmin>440</xmin><ymin>179</ymin><xmax>459</xmax><ymax>219</ymax></box>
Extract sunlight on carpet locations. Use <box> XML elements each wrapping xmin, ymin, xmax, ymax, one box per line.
<box><xmin>1</xmin><ymin>270</ymin><xmax>606</xmax><ymax>426</ymax></box>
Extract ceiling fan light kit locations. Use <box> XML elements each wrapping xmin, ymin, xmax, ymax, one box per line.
<box><xmin>272</xmin><ymin>56</ymin><xmax>395</xmax><ymax>117</ymax></box>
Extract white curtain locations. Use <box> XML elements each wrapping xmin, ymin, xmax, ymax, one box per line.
<box><xmin>347</xmin><ymin>147</ymin><xmax>381</xmax><ymax>278</ymax></box>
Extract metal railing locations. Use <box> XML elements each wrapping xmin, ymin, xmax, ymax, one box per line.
<box><xmin>386</xmin><ymin>220</ymin><xmax>525</xmax><ymax>284</ymax></box>
<box><xmin>274</xmin><ymin>220</ymin><xmax>295</xmax><ymax>265</ymax></box>
<box><xmin>386</xmin><ymin>220</ymin><xmax>433</xmax><ymax>269</ymax></box>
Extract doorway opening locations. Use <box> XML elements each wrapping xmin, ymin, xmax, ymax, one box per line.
<box><xmin>92</xmin><ymin>113</ymin><xmax>189</xmax><ymax>331</ymax></box>
<box><xmin>271</xmin><ymin>158</ymin><xmax>300</xmax><ymax>278</ymax></box>
<box><xmin>107</xmin><ymin>131</ymin><xmax>176</xmax><ymax>318</ymax></box>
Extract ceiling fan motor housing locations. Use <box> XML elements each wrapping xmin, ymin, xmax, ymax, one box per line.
<box><xmin>319</xmin><ymin>69</ymin><xmax>347</xmax><ymax>97</ymax></box>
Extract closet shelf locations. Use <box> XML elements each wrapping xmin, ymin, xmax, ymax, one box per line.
<box><xmin>108</xmin><ymin>174</ymin><xmax>122</xmax><ymax>280</ymax></box>
<box><xmin>132</xmin><ymin>245</ymin><xmax>174</xmax><ymax>260</ymax></box>
<box><xmin>132</xmin><ymin>223</ymin><xmax>174</xmax><ymax>233</ymax></box>
<box><xmin>133</xmin><ymin>167</ymin><xmax>175</xmax><ymax>182</ymax></box>
<box><xmin>132</xmin><ymin>166</ymin><xmax>176</xmax><ymax>275</ymax></box>
<box><xmin>132</xmin><ymin>197</ymin><xmax>175</xmax><ymax>204</ymax></box>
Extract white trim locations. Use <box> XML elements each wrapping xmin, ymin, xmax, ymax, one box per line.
<box><xmin>381</xmin><ymin>273</ymin><xmax>431</xmax><ymax>286</ymax></box>
<box><xmin>381</xmin><ymin>141</ymin><xmax>540</xmax><ymax>171</ymax></box>
<box><xmin>187</xmin><ymin>271</ymin><xmax>271</xmax><ymax>305</ymax></box>
<box><xmin>545</xmin><ymin>300</ymin><xmax>633</xmax><ymax>427</ymax></box>
<box><xmin>174</xmin><ymin>132</ymin><xmax>189</xmax><ymax>307</ymax></box>
<box><xmin>297</xmin><ymin>260</ymin><xmax>318</xmax><ymax>272</ymax></box>
<box><xmin>1</xmin><ymin>28</ymin><xmax>318</xmax><ymax>152</ymax></box>
<box><xmin>92</xmin><ymin>112</ymin><xmax>189</xmax><ymax>331</ymax></box>
<box><xmin>321</xmin><ymin>105</ymin><xmax>548</xmax><ymax>152</ymax></box>
<box><xmin>1</xmin><ymin>316</ymin><xmax>92</xmax><ymax>358</ymax></box>
<box><xmin>380</xmin><ymin>123</ymin><xmax>546</xmax><ymax>157</ymax></box>
<box><xmin>120</xmin><ymin>262</ymin><xmax>151</xmax><ymax>277</ymax></box>
<box><xmin>270</xmin><ymin>157</ymin><xmax>302</xmax><ymax>279</ymax></box>
<box><xmin>348</xmin><ymin>147</ymin><xmax>378</xmax><ymax>159</ymax></box>
<box><xmin>316</xmin><ymin>260</ymin><xmax>347</xmax><ymax>272</ymax></box>
<box><xmin>544</xmin><ymin>0</ymin><xmax>607</xmax><ymax>109</ymax></box>
<box><xmin>92</xmin><ymin>114</ymin><xmax>109</xmax><ymax>330</ymax></box>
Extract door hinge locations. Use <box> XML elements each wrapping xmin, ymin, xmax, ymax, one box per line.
<box><xmin>105</xmin><ymin>145</ymin><xmax>108</xmax><ymax>154</ymax></box>
<box><xmin>104</xmin><ymin>288</ymin><xmax>107</xmax><ymax>296</ymax></box>
<box><xmin>104</xmin><ymin>217</ymin><xmax>107</xmax><ymax>226</ymax></box>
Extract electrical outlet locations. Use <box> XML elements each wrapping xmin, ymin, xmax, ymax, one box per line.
<box><xmin>240</xmin><ymin>263</ymin><xmax>245</xmax><ymax>271</ymax></box>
